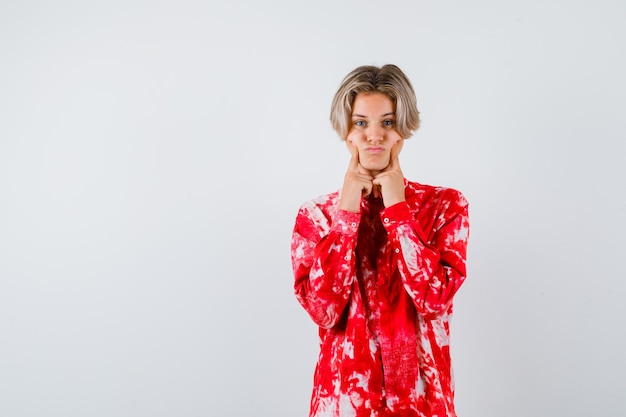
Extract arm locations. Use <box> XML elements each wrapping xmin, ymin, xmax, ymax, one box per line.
<box><xmin>292</xmin><ymin>142</ymin><xmax>372</xmax><ymax>329</ymax></box>
<box><xmin>382</xmin><ymin>191</ymin><xmax>470</xmax><ymax>318</ymax></box>
<box><xmin>291</xmin><ymin>205</ymin><xmax>360</xmax><ymax>329</ymax></box>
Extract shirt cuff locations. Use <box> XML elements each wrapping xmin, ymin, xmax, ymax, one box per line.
<box><xmin>331</xmin><ymin>209</ymin><xmax>361</xmax><ymax>236</ymax></box>
<box><xmin>380</xmin><ymin>202</ymin><xmax>428</xmax><ymax>242</ymax></box>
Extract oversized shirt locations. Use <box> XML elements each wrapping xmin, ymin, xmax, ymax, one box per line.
<box><xmin>291</xmin><ymin>179</ymin><xmax>470</xmax><ymax>417</ymax></box>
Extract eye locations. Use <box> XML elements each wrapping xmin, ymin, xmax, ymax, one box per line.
<box><xmin>354</xmin><ymin>120</ymin><xmax>366</xmax><ymax>127</ymax></box>
<box><xmin>382</xmin><ymin>119</ymin><xmax>395</xmax><ymax>128</ymax></box>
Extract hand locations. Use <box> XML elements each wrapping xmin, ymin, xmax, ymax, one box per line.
<box><xmin>338</xmin><ymin>141</ymin><xmax>374</xmax><ymax>213</ymax></box>
<box><xmin>373</xmin><ymin>140</ymin><xmax>405</xmax><ymax>207</ymax></box>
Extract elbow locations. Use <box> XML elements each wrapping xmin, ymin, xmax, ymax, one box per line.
<box><xmin>311</xmin><ymin>314</ymin><xmax>340</xmax><ymax>329</ymax></box>
<box><xmin>408</xmin><ymin>280</ymin><xmax>459</xmax><ymax>319</ymax></box>
<box><xmin>307</xmin><ymin>302</ymin><xmax>344</xmax><ymax>329</ymax></box>
<box><xmin>295</xmin><ymin>290</ymin><xmax>346</xmax><ymax>329</ymax></box>
<box><xmin>419</xmin><ymin>282</ymin><xmax>465</xmax><ymax>319</ymax></box>
<box><xmin>417</xmin><ymin>299</ymin><xmax>454</xmax><ymax>319</ymax></box>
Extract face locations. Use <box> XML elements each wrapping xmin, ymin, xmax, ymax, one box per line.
<box><xmin>346</xmin><ymin>92</ymin><xmax>403</xmax><ymax>175</ymax></box>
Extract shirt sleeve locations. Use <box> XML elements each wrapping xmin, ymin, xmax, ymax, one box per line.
<box><xmin>291</xmin><ymin>205</ymin><xmax>361</xmax><ymax>329</ymax></box>
<box><xmin>381</xmin><ymin>190</ymin><xmax>470</xmax><ymax>318</ymax></box>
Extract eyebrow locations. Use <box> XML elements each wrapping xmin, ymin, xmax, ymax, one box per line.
<box><xmin>351</xmin><ymin>112</ymin><xmax>396</xmax><ymax>118</ymax></box>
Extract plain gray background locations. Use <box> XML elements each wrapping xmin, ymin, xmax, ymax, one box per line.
<box><xmin>1</xmin><ymin>1</ymin><xmax>625</xmax><ymax>416</ymax></box>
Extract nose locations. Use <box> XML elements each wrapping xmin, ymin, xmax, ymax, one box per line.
<box><xmin>367</xmin><ymin>125</ymin><xmax>384</xmax><ymax>143</ymax></box>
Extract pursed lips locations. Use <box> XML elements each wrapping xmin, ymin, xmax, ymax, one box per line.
<box><xmin>366</xmin><ymin>146</ymin><xmax>385</xmax><ymax>154</ymax></box>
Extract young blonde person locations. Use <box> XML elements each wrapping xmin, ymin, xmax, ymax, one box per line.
<box><xmin>291</xmin><ymin>64</ymin><xmax>470</xmax><ymax>417</ymax></box>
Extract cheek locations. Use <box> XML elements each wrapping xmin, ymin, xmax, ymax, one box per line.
<box><xmin>388</xmin><ymin>131</ymin><xmax>403</xmax><ymax>143</ymax></box>
<box><xmin>346</xmin><ymin>131</ymin><xmax>366</xmax><ymax>144</ymax></box>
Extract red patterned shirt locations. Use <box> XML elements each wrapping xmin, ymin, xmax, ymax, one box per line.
<box><xmin>291</xmin><ymin>179</ymin><xmax>470</xmax><ymax>417</ymax></box>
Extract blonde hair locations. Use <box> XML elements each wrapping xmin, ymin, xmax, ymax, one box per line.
<box><xmin>330</xmin><ymin>64</ymin><xmax>420</xmax><ymax>140</ymax></box>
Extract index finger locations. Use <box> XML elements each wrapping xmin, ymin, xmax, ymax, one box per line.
<box><xmin>388</xmin><ymin>140</ymin><xmax>403</xmax><ymax>169</ymax></box>
<box><xmin>346</xmin><ymin>140</ymin><xmax>360</xmax><ymax>171</ymax></box>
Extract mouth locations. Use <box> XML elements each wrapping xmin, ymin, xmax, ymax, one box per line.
<box><xmin>365</xmin><ymin>146</ymin><xmax>385</xmax><ymax>154</ymax></box>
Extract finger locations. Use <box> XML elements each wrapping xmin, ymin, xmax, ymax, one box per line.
<box><xmin>371</xmin><ymin>178</ymin><xmax>382</xmax><ymax>198</ymax></box>
<box><xmin>361</xmin><ymin>181</ymin><xmax>372</xmax><ymax>197</ymax></box>
<box><xmin>388</xmin><ymin>140</ymin><xmax>403</xmax><ymax>169</ymax></box>
<box><xmin>356</xmin><ymin>172</ymin><xmax>374</xmax><ymax>181</ymax></box>
<box><xmin>356</xmin><ymin>163</ymin><xmax>371</xmax><ymax>176</ymax></box>
<box><xmin>373</xmin><ymin>170</ymin><xmax>389</xmax><ymax>181</ymax></box>
<box><xmin>346</xmin><ymin>141</ymin><xmax>360</xmax><ymax>171</ymax></box>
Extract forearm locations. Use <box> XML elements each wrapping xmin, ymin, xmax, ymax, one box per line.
<box><xmin>292</xmin><ymin>209</ymin><xmax>361</xmax><ymax>328</ymax></box>
<box><xmin>382</xmin><ymin>201</ymin><xmax>469</xmax><ymax>317</ymax></box>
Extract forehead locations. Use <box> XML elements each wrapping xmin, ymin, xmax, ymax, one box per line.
<box><xmin>352</xmin><ymin>92</ymin><xmax>395</xmax><ymax>115</ymax></box>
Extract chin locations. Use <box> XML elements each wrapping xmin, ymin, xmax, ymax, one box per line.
<box><xmin>362</xmin><ymin>164</ymin><xmax>388</xmax><ymax>174</ymax></box>
<box><xmin>362</xmin><ymin>159</ymin><xmax>389</xmax><ymax>171</ymax></box>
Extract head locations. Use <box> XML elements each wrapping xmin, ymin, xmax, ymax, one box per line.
<box><xmin>330</xmin><ymin>64</ymin><xmax>420</xmax><ymax>141</ymax></box>
<box><xmin>330</xmin><ymin>65</ymin><xmax>420</xmax><ymax>174</ymax></box>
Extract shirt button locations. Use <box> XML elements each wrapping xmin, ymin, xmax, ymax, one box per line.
<box><xmin>383</xmin><ymin>218</ymin><xmax>390</xmax><ymax>223</ymax></box>
<box><xmin>395</xmin><ymin>248</ymin><xmax>400</xmax><ymax>254</ymax></box>
<box><xmin>351</xmin><ymin>222</ymin><xmax>357</xmax><ymax>227</ymax></box>
<box><xmin>344</xmin><ymin>256</ymin><xmax>350</xmax><ymax>261</ymax></box>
